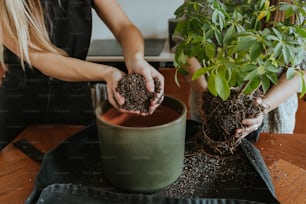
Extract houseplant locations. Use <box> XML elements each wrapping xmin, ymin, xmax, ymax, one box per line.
<box><xmin>173</xmin><ymin>0</ymin><xmax>306</xmax><ymax>154</ymax></box>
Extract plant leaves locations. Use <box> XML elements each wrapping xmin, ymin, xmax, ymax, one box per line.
<box><xmin>286</xmin><ymin>67</ymin><xmax>296</xmax><ymax>80</ymax></box>
<box><xmin>235</xmin><ymin>36</ymin><xmax>256</xmax><ymax>52</ymax></box>
<box><xmin>241</xmin><ymin>64</ymin><xmax>257</xmax><ymax>73</ymax></box>
<box><xmin>214</xmin><ymin>29</ymin><xmax>222</xmax><ymax>46</ymax></box>
<box><xmin>223</xmin><ymin>25</ymin><xmax>236</xmax><ymax>47</ymax></box>
<box><xmin>207</xmin><ymin>73</ymin><xmax>218</xmax><ymax>97</ymax></box>
<box><xmin>262</xmin><ymin>75</ymin><xmax>271</xmax><ymax>93</ymax></box>
<box><xmin>282</xmin><ymin>46</ymin><xmax>291</xmax><ymax>64</ymax></box>
<box><xmin>250</xmin><ymin>41</ymin><xmax>264</xmax><ymax>61</ymax></box>
<box><xmin>244</xmin><ymin>69</ymin><xmax>258</xmax><ymax>81</ymax></box>
<box><xmin>266</xmin><ymin>72</ymin><xmax>279</xmax><ymax>85</ymax></box>
<box><xmin>215</xmin><ymin>73</ymin><xmax>230</xmax><ymax>100</ymax></box>
<box><xmin>265</xmin><ymin>63</ymin><xmax>279</xmax><ymax>73</ymax></box>
<box><xmin>204</xmin><ymin>42</ymin><xmax>216</xmax><ymax>59</ymax></box>
<box><xmin>299</xmin><ymin>74</ymin><xmax>306</xmax><ymax>98</ymax></box>
<box><xmin>295</xmin><ymin>27</ymin><xmax>306</xmax><ymax>38</ymax></box>
<box><xmin>244</xmin><ymin>77</ymin><xmax>261</xmax><ymax>95</ymax></box>
<box><xmin>192</xmin><ymin>66</ymin><xmax>210</xmax><ymax>80</ymax></box>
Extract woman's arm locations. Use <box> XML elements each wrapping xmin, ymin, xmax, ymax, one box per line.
<box><xmin>262</xmin><ymin>72</ymin><xmax>304</xmax><ymax>112</ymax></box>
<box><xmin>2</xmin><ymin>27</ymin><xmax>126</xmax><ymax>110</ymax></box>
<box><xmin>236</xmin><ymin>71</ymin><xmax>306</xmax><ymax>137</ymax></box>
<box><xmin>92</xmin><ymin>0</ymin><xmax>164</xmax><ymax>113</ymax></box>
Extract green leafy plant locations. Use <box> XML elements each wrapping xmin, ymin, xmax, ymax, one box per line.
<box><xmin>173</xmin><ymin>0</ymin><xmax>306</xmax><ymax>100</ymax></box>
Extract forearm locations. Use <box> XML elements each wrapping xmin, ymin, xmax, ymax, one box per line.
<box><xmin>93</xmin><ymin>0</ymin><xmax>145</xmax><ymax>72</ymax></box>
<box><xmin>117</xmin><ymin>25</ymin><xmax>145</xmax><ymax>72</ymax></box>
<box><xmin>30</xmin><ymin>51</ymin><xmax>115</xmax><ymax>82</ymax></box>
<box><xmin>262</xmin><ymin>71</ymin><xmax>306</xmax><ymax>113</ymax></box>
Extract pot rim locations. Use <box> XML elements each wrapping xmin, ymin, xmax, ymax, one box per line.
<box><xmin>95</xmin><ymin>95</ymin><xmax>187</xmax><ymax>130</ymax></box>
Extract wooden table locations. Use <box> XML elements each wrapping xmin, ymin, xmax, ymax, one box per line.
<box><xmin>255</xmin><ymin>133</ymin><xmax>306</xmax><ymax>204</ymax></box>
<box><xmin>0</xmin><ymin>125</ymin><xmax>305</xmax><ymax>203</ymax></box>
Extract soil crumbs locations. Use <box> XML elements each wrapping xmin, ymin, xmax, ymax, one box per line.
<box><xmin>83</xmin><ymin>135</ymin><xmax>263</xmax><ymax>199</ymax></box>
<box><xmin>198</xmin><ymin>90</ymin><xmax>265</xmax><ymax>155</ymax></box>
<box><xmin>154</xmin><ymin>136</ymin><xmax>262</xmax><ymax>199</ymax></box>
<box><xmin>116</xmin><ymin>73</ymin><xmax>161</xmax><ymax>113</ymax></box>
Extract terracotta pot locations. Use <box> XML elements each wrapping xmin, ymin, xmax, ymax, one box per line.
<box><xmin>95</xmin><ymin>95</ymin><xmax>186</xmax><ymax>192</ymax></box>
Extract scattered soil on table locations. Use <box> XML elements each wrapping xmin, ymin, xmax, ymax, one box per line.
<box><xmin>154</xmin><ymin>135</ymin><xmax>262</xmax><ymax>198</ymax></box>
<box><xmin>80</xmin><ymin>134</ymin><xmax>263</xmax><ymax>199</ymax></box>
<box><xmin>116</xmin><ymin>73</ymin><xmax>161</xmax><ymax>113</ymax></box>
<box><xmin>197</xmin><ymin>89</ymin><xmax>265</xmax><ymax>155</ymax></box>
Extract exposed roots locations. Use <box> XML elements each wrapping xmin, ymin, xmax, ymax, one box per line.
<box><xmin>197</xmin><ymin>89</ymin><xmax>265</xmax><ymax>156</ymax></box>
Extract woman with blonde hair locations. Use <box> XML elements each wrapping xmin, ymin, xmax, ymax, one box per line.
<box><xmin>0</xmin><ymin>0</ymin><xmax>164</xmax><ymax>150</ymax></box>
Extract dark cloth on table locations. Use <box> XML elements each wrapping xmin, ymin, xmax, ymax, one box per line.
<box><xmin>25</xmin><ymin>120</ymin><xmax>279</xmax><ymax>204</ymax></box>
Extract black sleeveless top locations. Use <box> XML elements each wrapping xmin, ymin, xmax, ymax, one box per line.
<box><xmin>4</xmin><ymin>0</ymin><xmax>93</xmax><ymax>72</ymax></box>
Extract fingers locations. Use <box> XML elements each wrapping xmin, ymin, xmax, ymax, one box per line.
<box><xmin>235</xmin><ymin>114</ymin><xmax>264</xmax><ymax>138</ymax></box>
<box><xmin>235</xmin><ymin>123</ymin><xmax>260</xmax><ymax>138</ymax></box>
<box><xmin>235</xmin><ymin>97</ymin><xmax>267</xmax><ymax>139</ymax></box>
<box><xmin>149</xmin><ymin>94</ymin><xmax>164</xmax><ymax>114</ymax></box>
<box><xmin>241</xmin><ymin>116</ymin><xmax>263</xmax><ymax>127</ymax></box>
<box><xmin>143</xmin><ymin>69</ymin><xmax>165</xmax><ymax>114</ymax></box>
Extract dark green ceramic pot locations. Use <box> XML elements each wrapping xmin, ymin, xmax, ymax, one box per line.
<box><xmin>95</xmin><ymin>96</ymin><xmax>186</xmax><ymax>192</ymax></box>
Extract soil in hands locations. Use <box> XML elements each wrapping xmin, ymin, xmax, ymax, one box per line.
<box><xmin>116</xmin><ymin>73</ymin><xmax>161</xmax><ymax>114</ymax></box>
<box><xmin>198</xmin><ymin>89</ymin><xmax>265</xmax><ymax>155</ymax></box>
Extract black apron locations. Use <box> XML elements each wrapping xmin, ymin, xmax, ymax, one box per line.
<box><xmin>0</xmin><ymin>0</ymin><xmax>94</xmax><ymax>150</ymax></box>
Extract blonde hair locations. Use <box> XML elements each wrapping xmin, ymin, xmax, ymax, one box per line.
<box><xmin>0</xmin><ymin>0</ymin><xmax>66</xmax><ymax>69</ymax></box>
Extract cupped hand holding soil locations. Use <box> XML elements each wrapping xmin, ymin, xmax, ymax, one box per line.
<box><xmin>115</xmin><ymin>73</ymin><xmax>162</xmax><ymax>114</ymax></box>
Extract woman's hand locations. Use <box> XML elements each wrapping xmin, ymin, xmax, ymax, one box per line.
<box><xmin>104</xmin><ymin>68</ymin><xmax>136</xmax><ymax>114</ymax></box>
<box><xmin>235</xmin><ymin>98</ymin><xmax>267</xmax><ymax>138</ymax></box>
<box><xmin>104</xmin><ymin>66</ymin><xmax>158</xmax><ymax>116</ymax></box>
<box><xmin>235</xmin><ymin>113</ymin><xmax>264</xmax><ymax>138</ymax></box>
<box><xmin>126</xmin><ymin>58</ymin><xmax>165</xmax><ymax>115</ymax></box>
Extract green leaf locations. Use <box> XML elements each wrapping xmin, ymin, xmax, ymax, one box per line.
<box><xmin>299</xmin><ymin>74</ymin><xmax>306</xmax><ymax>98</ymax></box>
<box><xmin>206</xmin><ymin>29</ymin><xmax>214</xmax><ymax>39</ymax></box>
<box><xmin>235</xmin><ymin>36</ymin><xmax>256</xmax><ymax>52</ymax></box>
<box><xmin>266</xmin><ymin>72</ymin><xmax>279</xmax><ymax>85</ymax></box>
<box><xmin>222</xmin><ymin>60</ymin><xmax>239</xmax><ymax>71</ymax></box>
<box><xmin>215</xmin><ymin>73</ymin><xmax>230</xmax><ymax>100</ymax></box>
<box><xmin>177</xmin><ymin>50</ymin><xmax>188</xmax><ymax>65</ymax></box>
<box><xmin>272</xmin><ymin>28</ymin><xmax>283</xmax><ymax>39</ymax></box>
<box><xmin>192</xmin><ymin>66</ymin><xmax>210</xmax><ymax>80</ymax></box>
<box><xmin>214</xmin><ymin>29</ymin><xmax>222</xmax><ymax>46</ymax></box>
<box><xmin>204</xmin><ymin>42</ymin><xmax>216</xmax><ymax>59</ymax></box>
<box><xmin>250</xmin><ymin>42</ymin><xmax>264</xmax><ymax>61</ymax></box>
<box><xmin>286</xmin><ymin>68</ymin><xmax>296</xmax><ymax>80</ymax></box>
<box><xmin>223</xmin><ymin>25</ymin><xmax>236</xmax><ymax>47</ymax></box>
<box><xmin>207</xmin><ymin>74</ymin><xmax>218</xmax><ymax>96</ymax></box>
<box><xmin>241</xmin><ymin>64</ymin><xmax>257</xmax><ymax>72</ymax></box>
<box><xmin>244</xmin><ymin>77</ymin><xmax>261</xmax><ymax>95</ymax></box>
<box><xmin>282</xmin><ymin>46</ymin><xmax>291</xmax><ymax>64</ymax></box>
<box><xmin>177</xmin><ymin>67</ymin><xmax>189</xmax><ymax>75</ymax></box>
<box><xmin>262</xmin><ymin>75</ymin><xmax>271</xmax><ymax>93</ymax></box>
<box><xmin>265</xmin><ymin>63</ymin><xmax>279</xmax><ymax>73</ymax></box>
<box><xmin>295</xmin><ymin>27</ymin><xmax>306</xmax><ymax>38</ymax></box>
<box><xmin>266</xmin><ymin>34</ymin><xmax>280</xmax><ymax>41</ymax></box>
<box><xmin>273</xmin><ymin>42</ymin><xmax>282</xmax><ymax>57</ymax></box>
<box><xmin>244</xmin><ymin>69</ymin><xmax>258</xmax><ymax>81</ymax></box>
